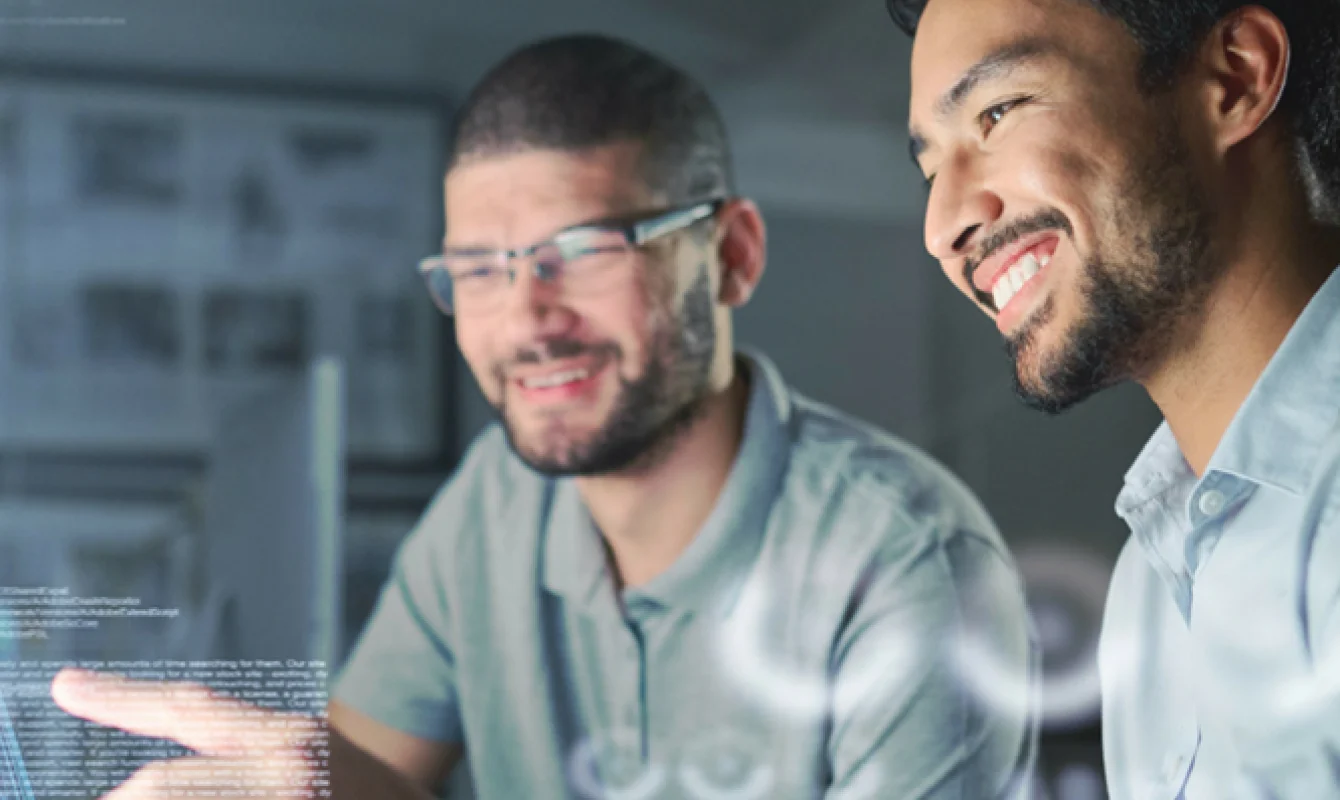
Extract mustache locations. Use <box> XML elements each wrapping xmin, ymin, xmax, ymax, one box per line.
<box><xmin>491</xmin><ymin>339</ymin><xmax>620</xmax><ymax>377</ymax></box>
<box><xmin>964</xmin><ymin>209</ymin><xmax>1073</xmax><ymax>307</ymax></box>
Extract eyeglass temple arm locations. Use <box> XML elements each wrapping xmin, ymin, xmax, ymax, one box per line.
<box><xmin>630</xmin><ymin>201</ymin><xmax>721</xmax><ymax>245</ymax></box>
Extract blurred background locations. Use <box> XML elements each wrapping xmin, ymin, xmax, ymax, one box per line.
<box><xmin>0</xmin><ymin>1</ymin><xmax>1162</xmax><ymax>797</ymax></box>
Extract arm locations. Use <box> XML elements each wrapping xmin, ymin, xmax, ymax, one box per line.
<box><xmin>825</xmin><ymin>525</ymin><xmax>1037</xmax><ymax>799</ymax></box>
<box><xmin>329</xmin><ymin>700</ymin><xmax>462</xmax><ymax>794</ymax></box>
<box><xmin>330</xmin><ymin>484</ymin><xmax>474</xmax><ymax>794</ymax></box>
<box><xmin>328</xmin><ymin>723</ymin><xmax>445</xmax><ymax>800</ymax></box>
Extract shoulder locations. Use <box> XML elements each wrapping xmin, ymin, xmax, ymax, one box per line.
<box><xmin>780</xmin><ymin>395</ymin><xmax>1035</xmax><ymax>724</ymax></box>
<box><xmin>1302</xmin><ymin>419</ymin><xmax>1340</xmax><ymax>639</ymax></box>
<box><xmin>781</xmin><ymin>390</ymin><xmax>1008</xmax><ymax>562</ymax></box>
<box><xmin>1309</xmin><ymin>415</ymin><xmax>1340</xmax><ymax>524</ymax></box>
<box><xmin>766</xmin><ymin>388</ymin><xmax>1029</xmax><ymax>646</ymax></box>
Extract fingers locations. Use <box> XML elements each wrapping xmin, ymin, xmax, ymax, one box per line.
<box><xmin>52</xmin><ymin>668</ymin><xmax>317</xmax><ymax>758</ymax></box>
<box><xmin>101</xmin><ymin>756</ymin><xmax>199</xmax><ymax>800</ymax></box>
<box><xmin>100</xmin><ymin>754</ymin><xmax>317</xmax><ymax>800</ymax></box>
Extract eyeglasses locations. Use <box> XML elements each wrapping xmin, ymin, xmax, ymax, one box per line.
<box><xmin>418</xmin><ymin>199</ymin><xmax>724</xmax><ymax>315</ymax></box>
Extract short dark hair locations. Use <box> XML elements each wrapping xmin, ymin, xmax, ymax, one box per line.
<box><xmin>886</xmin><ymin>0</ymin><xmax>1340</xmax><ymax>221</ymax></box>
<box><xmin>448</xmin><ymin>34</ymin><xmax>734</xmax><ymax>205</ymax></box>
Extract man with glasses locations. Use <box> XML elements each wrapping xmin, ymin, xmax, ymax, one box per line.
<box><xmin>50</xmin><ymin>33</ymin><xmax>1036</xmax><ymax>798</ymax></box>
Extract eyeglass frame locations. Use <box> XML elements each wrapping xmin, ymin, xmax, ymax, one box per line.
<box><xmin>418</xmin><ymin>198</ymin><xmax>726</xmax><ymax>315</ymax></box>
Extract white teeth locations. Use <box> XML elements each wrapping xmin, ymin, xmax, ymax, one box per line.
<box><xmin>1020</xmin><ymin>253</ymin><xmax>1041</xmax><ymax>279</ymax></box>
<box><xmin>991</xmin><ymin>252</ymin><xmax>1048</xmax><ymax>312</ymax></box>
<box><xmin>522</xmin><ymin>368</ymin><xmax>590</xmax><ymax>389</ymax></box>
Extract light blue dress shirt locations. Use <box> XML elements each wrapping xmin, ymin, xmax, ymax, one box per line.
<box><xmin>336</xmin><ymin>351</ymin><xmax>1038</xmax><ymax>799</ymax></box>
<box><xmin>1100</xmin><ymin>267</ymin><xmax>1340</xmax><ymax>799</ymax></box>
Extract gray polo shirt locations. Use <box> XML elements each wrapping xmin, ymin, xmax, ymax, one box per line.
<box><xmin>334</xmin><ymin>352</ymin><xmax>1037</xmax><ymax>799</ymax></box>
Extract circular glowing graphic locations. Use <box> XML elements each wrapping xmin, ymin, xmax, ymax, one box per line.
<box><xmin>677</xmin><ymin>729</ymin><xmax>774</xmax><ymax>800</ymax></box>
<box><xmin>567</xmin><ymin>729</ymin><xmax>668</xmax><ymax>800</ymax></box>
<box><xmin>951</xmin><ymin>543</ymin><xmax>1112</xmax><ymax>729</ymax></box>
<box><xmin>715</xmin><ymin>575</ymin><xmax>923</xmax><ymax>723</ymax></box>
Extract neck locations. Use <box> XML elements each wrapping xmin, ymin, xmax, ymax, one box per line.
<box><xmin>575</xmin><ymin>359</ymin><xmax>750</xmax><ymax>589</ymax></box>
<box><xmin>1142</xmin><ymin>212</ymin><xmax>1340</xmax><ymax>477</ymax></box>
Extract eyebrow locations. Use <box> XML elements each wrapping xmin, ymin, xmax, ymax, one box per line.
<box><xmin>908</xmin><ymin>38</ymin><xmax>1057</xmax><ymax>165</ymax></box>
<box><xmin>443</xmin><ymin>208</ymin><xmax>641</xmax><ymax>252</ymax></box>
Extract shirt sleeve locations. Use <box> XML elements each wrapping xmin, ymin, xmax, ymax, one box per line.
<box><xmin>825</xmin><ymin>512</ymin><xmax>1039</xmax><ymax>800</ymax></box>
<box><xmin>331</xmin><ymin>492</ymin><xmax>467</xmax><ymax>744</ymax></box>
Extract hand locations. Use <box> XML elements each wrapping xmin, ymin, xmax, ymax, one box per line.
<box><xmin>51</xmin><ymin>667</ymin><xmax>331</xmax><ymax>799</ymax></box>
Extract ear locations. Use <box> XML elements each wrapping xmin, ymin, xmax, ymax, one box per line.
<box><xmin>1199</xmin><ymin>6</ymin><xmax>1291</xmax><ymax>154</ymax></box>
<box><xmin>714</xmin><ymin>198</ymin><xmax>767</xmax><ymax>307</ymax></box>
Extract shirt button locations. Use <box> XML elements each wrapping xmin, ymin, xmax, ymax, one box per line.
<box><xmin>1198</xmin><ymin>489</ymin><xmax>1226</xmax><ymax>517</ymax></box>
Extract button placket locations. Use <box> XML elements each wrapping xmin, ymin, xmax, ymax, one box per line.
<box><xmin>1185</xmin><ymin>477</ymin><xmax>1242</xmax><ymax>575</ymax></box>
<box><xmin>620</xmin><ymin>620</ymin><xmax>648</xmax><ymax>759</ymax></box>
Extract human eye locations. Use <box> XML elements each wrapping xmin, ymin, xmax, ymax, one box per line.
<box><xmin>556</xmin><ymin>229</ymin><xmax>628</xmax><ymax>264</ymax></box>
<box><xmin>444</xmin><ymin>254</ymin><xmax>503</xmax><ymax>283</ymax></box>
<box><xmin>457</xmin><ymin>266</ymin><xmax>501</xmax><ymax>281</ymax></box>
<box><xmin>978</xmin><ymin>96</ymin><xmax>1030</xmax><ymax>138</ymax></box>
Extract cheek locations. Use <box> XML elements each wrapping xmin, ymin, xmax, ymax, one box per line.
<box><xmin>453</xmin><ymin>321</ymin><xmax>501</xmax><ymax>394</ymax></box>
<box><xmin>1006</xmin><ymin>146</ymin><xmax>1113</xmax><ymax>274</ymax></box>
<box><xmin>612</xmin><ymin>271</ymin><xmax>673</xmax><ymax>351</ymax></box>
<box><xmin>1013</xmin><ymin>143</ymin><xmax>1095</xmax><ymax>210</ymax></box>
<box><xmin>570</xmin><ymin>292</ymin><xmax>655</xmax><ymax>365</ymax></box>
<box><xmin>996</xmin><ymin>112</ymin><xmax>1098</xmax><ymax>203</ymax></box>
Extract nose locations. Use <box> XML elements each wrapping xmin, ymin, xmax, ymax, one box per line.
<box><xmin>924</xmin><ymin>149</ymin><xmax>1003</xmax><ymax>264</ymax></box>
<box><xmin>498</xmin><ymin>258</ymin><xmax>577</xmax><ymax>345</ymax></box>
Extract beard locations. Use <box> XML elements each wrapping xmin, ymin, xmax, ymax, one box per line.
<box><xmin>495</xmin><ymin>263</ymin><xmax>718</xmax><ymax>477</ymax></box>
<box><xmin>1003</xmin><ymin>114</ymin><xmax>1217</xmax><ymax>415</ymax></box>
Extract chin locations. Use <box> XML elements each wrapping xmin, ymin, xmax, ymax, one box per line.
<box><xmin>500</xmin><ymin>411</ymin><xmax>597</xmax><ymax>465</ymax></box>
<box><xmin>512</xmin><ymin>418</ymin><xmax>593</xmax><ymax>453</ymax></box>
<box><xmin>507</xmin><ymin>435</ymin><xmax>586</xmax><ymax>475</ymax></box>
<box><xmin>1006</xmin><ymin>317</ymin><xmax>1096</xmax><ymax>415</ymax></box>
<box><xmin>1011</xmin><ymin>336</ymin><xmax>1118</xmax><ymax>416</ymax></box>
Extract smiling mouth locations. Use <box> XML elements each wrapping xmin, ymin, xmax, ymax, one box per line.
<box><xmin>505</xmin><ymin>351</ymin><xmax>614</xmax><ymax>406</ymax></box>
<box><xmin>518</xmin><ymin>368</ymin><xmax>591</xmax><ymax>389</ymax></box>
<box><xmin>992</xmin><ymin>251</ymin><xmax>1053</xmax><ymax>313</ymax></box>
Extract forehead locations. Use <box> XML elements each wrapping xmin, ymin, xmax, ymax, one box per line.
<box><xmin>909</xmin><ymin>0</ymin><xmax>1128</xmax><ymax>117</ymax></box>
<box><xmin>444</xmin><ymin>142</ymin><xmax>654</xmax><ymax>237</ymax></box>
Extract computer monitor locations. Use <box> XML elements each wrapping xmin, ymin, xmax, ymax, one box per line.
<box><xmin>190</xmin><ymin>357</ymin><xmax>346</xmax><ymax>667</ymax></box>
